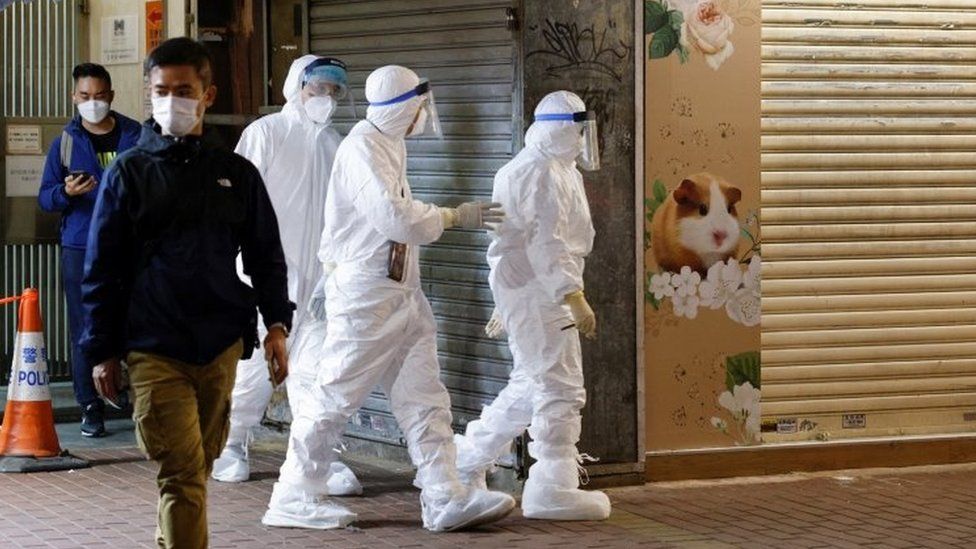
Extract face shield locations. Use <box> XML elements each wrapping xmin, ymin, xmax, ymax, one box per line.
<box><xmin>369</xmin><ymin>79</ymin><xmax>442</xmax><ymax>139</ymax></box>
<box><xmin>301</xmin><ymin>57</ymin><xmax>355</xmax><ymax>119</ymax></box>
<box><xmin>534</xmin><ymin>110</ymin><xmax>600</xmax><ymax>171</ymax></box>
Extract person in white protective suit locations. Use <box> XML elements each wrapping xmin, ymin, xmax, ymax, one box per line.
<box><xmin>210</xmin><ymin>55</ymin><xmax>361</xmax><ymax>496</ymax></box>
<box><xmin>262</xmin><ymin>64</ymin><xmax>517</xmax><ymax>532</ymax></box>
<box><xmin>453</xmin><ymin>90</ymin><xmax>611</xmax><ymax>521</ymax></box>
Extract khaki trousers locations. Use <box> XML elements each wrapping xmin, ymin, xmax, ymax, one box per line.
<box><xmin>128</xmin><ymin>340</ymin><xmax>242</xmax><ymax>549</ymax></box>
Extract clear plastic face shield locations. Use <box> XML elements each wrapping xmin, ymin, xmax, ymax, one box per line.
<box><xmin>370</xmin><ymin>79</ymin><xmax>442</xmax><ymax>139</ymax></box>
<box><xmin>534</xmin><ymin>110</ymin><xmax>601</xmax><ymax>171</ymax></box>
<box><xmin>301</xmin><ymin>58</ymin><xmax>355</xmax><ymax>121</ymax></box>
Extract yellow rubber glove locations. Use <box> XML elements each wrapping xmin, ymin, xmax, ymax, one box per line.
<box><xmin>565</xmin><ymin>290</ymin><xmax>597</xmax><ymax>340</ymax></box>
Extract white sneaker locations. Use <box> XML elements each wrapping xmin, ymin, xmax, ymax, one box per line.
<box><xmin>262</xmin><ymin>482</ymin><xmax>357</xmax><ymax>530</ymax></box>
<box><xmin>211</xmin><ymin>449</ymin><xmax>249</xmax><ymax>483</ymax></box>
<box><xmin>327</xmin><ymin>461</ymin><xmax>363</xmax><ymax>496</ymax></box>
<box><xmin>421</xmin><ymin>487</ymin><xmax>515</xmax><ymax>532</ymax></box>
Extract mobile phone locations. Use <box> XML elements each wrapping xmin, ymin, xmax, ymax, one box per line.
<box><xmin>69</xmin><ymin>170</ymin><xmax>92</xmax><ymax>180</ymax></box>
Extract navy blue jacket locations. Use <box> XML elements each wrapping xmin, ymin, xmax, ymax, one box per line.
<box><xmin>38</xmin><ymin>112</ymin><xmax>142</xmax><ymax>249</ymax></box>
<box><xmin>80</xmin><ymin>122</ymin><xmax>292</xmax><ymax>367</ymax></box>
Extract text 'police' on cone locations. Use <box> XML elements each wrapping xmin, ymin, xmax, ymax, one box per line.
<box><xmin>0</xmin><ymin>288</ymin><xmax>61</xmax><ymax>458</ymax></box>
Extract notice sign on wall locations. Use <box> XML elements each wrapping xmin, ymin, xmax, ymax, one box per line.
<box><xmin>6</xmin><ymin>125</ymin><xmax>42</xmax><ymax>155</ymax></box>
<box><xmin>146</xmin><ymin>1</ymin><xmax>164</xmax><ymax>53</ymax></box>
<box><xmin>101</xmin><ymin>15</ymin><xmax>139</xmax><ymax>65</ymax></box>
<box><xmin>5</xmin><ymin>155</ymin><xmax>46</xmax><ymax>197</ymax></box>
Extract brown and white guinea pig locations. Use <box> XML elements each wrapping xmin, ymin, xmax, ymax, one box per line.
<box><xmin>651</xmin><ymin>172</ymin><xmax>742</xmax><ymax>275</ymax></box>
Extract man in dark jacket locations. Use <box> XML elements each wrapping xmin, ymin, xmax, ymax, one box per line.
<box><xmin>80</xmin><ymin>38</ymin><xmax>292</xmax><ymax>549</ymax></box>
<box><xmin>38</xmin><ymin>62</ymin><xmax>141</xmax><ymax>437</ymax></box>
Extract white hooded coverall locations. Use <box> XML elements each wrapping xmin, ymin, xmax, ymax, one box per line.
<box><xmin>212</xmin><ymin>55</ymin><xmax>358</xmax><ymax>493</ymax></box>
<box><xmin>264</xmin><ymin>65</ymin><xmax>514</xmax><ymax>532</ymax></box>
<box><xmin>454</xmin><ymin>91</ymin><xmax>611</xmax><ymax>520</ymax></box>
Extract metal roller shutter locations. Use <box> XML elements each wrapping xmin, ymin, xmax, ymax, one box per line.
<box><xmin>308</xmin><ymin>0</ymin><xmax>517</xmax><ymax>446</ymax></box>
<box><xmin>762</xmin><ymin>1</ymin><xmax>976</xmax><ymax>439</ymax></box>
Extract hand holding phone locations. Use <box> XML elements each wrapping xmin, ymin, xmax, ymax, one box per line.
<box><xmin>64</xmin><ymin>171</ymin><xmax>96</xmax><ymax>196</ymax></box>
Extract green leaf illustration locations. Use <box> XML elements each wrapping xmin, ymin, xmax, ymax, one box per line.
<box><xmin>649</xmin><ymin>25</ymin><xmax>679</xmax><ymax>59</ymax></box>
<box><xmin>668</xmin><ymin>8</ymin><xmax>684</xmax><ymax>31</ymax></box>
<box><xmin>645</xmin><ymin>1</ymin><xmax>668</xmax><ymax>34</ymax></box>
<box><xmin>653</xmin><ymin>179</ymin><xmax>668</xmax><ymax>203</ymax></box>
<box><xmin>644</xmin><ymin>273</ymin><xmax>661</xmax><ymax>309</ymax></box>
<box><xmin>725</xmin><ymin>351</ymin><xmax>761</xmax><ymax>391</ymax></box>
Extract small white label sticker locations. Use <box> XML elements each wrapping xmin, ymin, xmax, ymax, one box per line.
<box><xmin>842</xmin><ymin>413</ymin><xmax>866</xmax><ymax>429</ymax></box>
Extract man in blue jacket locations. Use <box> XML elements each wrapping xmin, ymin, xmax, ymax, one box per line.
<box><xmin>80</xmin><ymin>38</ymin><xmax>292</xmax><ymax>549</ymax></box>
<box><xmin>38</xmin><ymin>62</ymin><xmax>141</xmax><ymax>437</ymax></box>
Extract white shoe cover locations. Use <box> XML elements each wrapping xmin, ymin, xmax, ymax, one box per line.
<box><xmin>327</xmin><ymin>461</ymin><xmax>363</xmax><ymax>496</ymax></box>
<box><xmin>262</xmin><ymin>481</ymin><xmax>357</xmax><ymax>530</ymax></box>
<box><xmin>421</xmin><ymin>487</ymin><xmax>515</xmax><ymax>532</ymax></box>
<box><xmin>211</xmin><ymin>448</ymin><xmax>249</xmax><ymax>483</ymax></box>
<box><xmin>521</xmin><ymin>472</ymin><xmax>611</xmax><ymax>521</ymax></box>
<box><xmin>453</xmin><ymin>434</ymin><xmax>489</xmax><ymax>491</ymax></box>
<box><xmin>457</xmin><ymin>467</ymin><xmax>488</xmax><ymax>491</ymax></box>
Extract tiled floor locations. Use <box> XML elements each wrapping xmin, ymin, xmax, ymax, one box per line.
<box><xmin>1</xmin><ymin>425</ymin><xmax>975</xmax><ymax>548</ymax></box>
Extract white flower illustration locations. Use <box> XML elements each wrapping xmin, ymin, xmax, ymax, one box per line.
<box><xmin>710</xmin><ymin>416</ymin><xmax>727</xmax><ymax>431</ymax></box>
<box><xmin>717</xmin><ymin>381</ymin><xmax>761</xmax><ymax>444</ymax></box>
<box><xmin>680</xmin><ymin>1</ymin><xmax>735</xmax><ymax>70</ymax></box>
<box><xmin>698</xmin><ymin>258</ymin><xmax>742</xmax><ymax>309</ymax></box>
<box><xmin>672</xmin><ymin>293</ymin><xmax>700</xmax><ymax>319</ymax></box>
<box><xmin>672</xmin><ymin>265</ymin><xmax>702</xmax><ymax>297</ymax></box>
<box><xmin>650</xmin><ymin>272</ymin><xmax>675</xmax><ymax>300</ymax></box>
<box><xmin>744</xmin><ymin>255</ymin><xmax>761</xmax><ymax>291</ymax></box>
<box><xmin>726</xmin><ymin>287</ymin><xmax>761</xmax><ymax>327</ymax></box>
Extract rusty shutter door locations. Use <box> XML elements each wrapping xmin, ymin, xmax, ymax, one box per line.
<box><xmin>762</xmin><ymin>0</ymin><xmax>976</xmax><ymax>439</ymax></box>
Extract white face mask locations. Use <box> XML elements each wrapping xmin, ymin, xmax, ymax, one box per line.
<box><xmin>303</xmin><ymin>95</ymin><xmax>336</xmax><ymax>125</ymax></box>
<box><xmin>152</xmin><ymin>95</ymin><xmax>201</xmax><ymax>137</ymax></box>
<box><xmin>77</xmin><ymin>99</ymin><xmax>110</xmax><ymax>124</ymax></box>
<box><xmin>407</xmin><ymin>106</ymin><xmax>427</xmax><ymax>137</ymax></box>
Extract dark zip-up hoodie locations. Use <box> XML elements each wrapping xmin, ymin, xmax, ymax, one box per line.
<box><xmin>80</xmin><ymin>121</ymin><xmax>292</xmax><ymax>367</ymax></box>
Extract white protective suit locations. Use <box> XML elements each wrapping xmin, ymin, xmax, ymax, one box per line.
<box><xmin>453</xmin><ymin>91</ymin><xmax>611</xmax><ymax>520</ymax></box>
<box><xmin>211</xmin><ymin>55</ymin><xmax>361</xmax><ymax>495</ymax></box>
<box><xmin>263</xmin><ymin>65</ymin><xmax>515</xmax><ymax>532</ymax></box>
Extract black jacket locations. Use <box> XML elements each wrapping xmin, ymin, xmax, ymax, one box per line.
<box><xmin>80</xmin><ymin>122</ymin><xmax>292</xmax><ymax>367</ymax></box>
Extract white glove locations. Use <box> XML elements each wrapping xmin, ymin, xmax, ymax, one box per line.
<box><xmin>307</xmin><ymin>268</ymin><xmax>333</xmax><ymax>322</ymax></box>
<box><xmin>484</xmin><ymin>307</ymin><xmax>506</xmax><ymax>339</ymax></box>
<box><xmin>444</xmin><ymin>201</ymin><xmax>504</xmax><ymax>230</ymax></box>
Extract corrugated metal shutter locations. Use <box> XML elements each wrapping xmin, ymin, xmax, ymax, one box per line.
<box><xmin>309</xmin><ymin>0</ymin><xmax>517</xmax><ymax>446</ymax></box>
<box><xmin>1</xmin><ymin>0</ymin><xmax>81</xmax><ymax>384</ymax></box>
<box><xmin>1</xmin><ymin>0</ymin><xmax>79</xmax><ymax>118</ymax></box>
<box><xmin>762</xmin><ymin>1</ymin><xmax>976</xmax><ymax>439</ymax></box>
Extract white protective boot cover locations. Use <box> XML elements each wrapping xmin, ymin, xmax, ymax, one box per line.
<box><xmin>211</xmin><ymin>424</ymin><xmax>250</xmax><ymax>482</ymax></box>
<box><xmin>420</xmin><ymin>484</ymin><xmax>516</xmax><ymax>532</ymax></box>
<box><xmin>521</xmin><ymin>456</ymin><xmax>610</xmax><ymax>521</ymax></box>
<box><xmin>262</xmin><ymin>480</ymin><xmax>357</xmax><ymax>529</ymax></box>
<box><xmin>453</xmin><ymin>434</ymin><xmax>489</xmax><ymax>491</ymax></box>
<box><xmin>326</xmin><ymin>461</ymin><xmax>363</xmax><ymax>496</ymax></box>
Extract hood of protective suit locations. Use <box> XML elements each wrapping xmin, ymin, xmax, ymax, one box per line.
<box><xmin>281</xmin><ymin>54</ymin><xmax>321</xmax><ymax>125</ymax></box>
<box><xmin>525</xmin><ymin>91</ymin><xmax>587</xmax><ymax>163</ymax></box>
<box><xmin>365</xmin><ymin>65</ymin><xmax>424</xmax><ymax>138</ymax></box>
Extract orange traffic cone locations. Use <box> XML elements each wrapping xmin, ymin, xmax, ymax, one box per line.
<box><xmin>0</xmin><ymin>288</ymin><xmax>88</xmax><ymax>472</ymax></box>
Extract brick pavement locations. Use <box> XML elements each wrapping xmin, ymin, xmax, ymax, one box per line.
<box><xmin>1</xmin><ymin>440</ymin><xmax>976</xmax><ymax>548</ymax></box>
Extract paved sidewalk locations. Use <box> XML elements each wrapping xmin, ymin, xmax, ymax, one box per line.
<box><xmin>1</xmin><ymin>429</ymin><xmax>976</xmax><ymax>548</ymax></box>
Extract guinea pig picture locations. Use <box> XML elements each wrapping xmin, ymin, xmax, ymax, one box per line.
<box><xmin>651</xmin><ymin>172</ymin><xmax>742</xmax><ymax>274</ymax></box>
